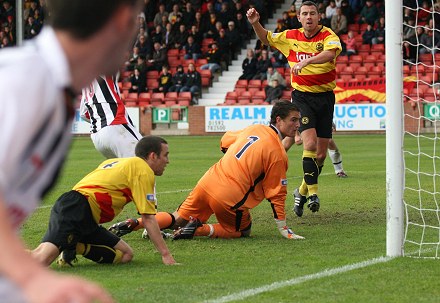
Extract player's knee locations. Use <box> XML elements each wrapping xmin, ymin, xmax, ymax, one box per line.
<box><xmin>32</xmin><ymin>242</ymin><xmax>60</xmax><ymax>266</ymax></box>
<box><xmin>316</xmin><ymin>154</ymin><xmax>326</xmax><ymax>165</ymax></box>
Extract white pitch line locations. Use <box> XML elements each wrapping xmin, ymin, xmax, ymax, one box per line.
<box><xmin>203</xmin><ymin>256</ymin><xmax>394</xmax><ymax>303</ymax></box>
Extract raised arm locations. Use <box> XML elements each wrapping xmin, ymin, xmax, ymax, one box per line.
<box><xmin>246</xmin><ymin>8</ymin><xmax>270</xmax><ymax>46</ymax></box>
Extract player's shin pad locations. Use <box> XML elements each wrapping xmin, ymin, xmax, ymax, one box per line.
<box><xmin>81</xmin><ymin>243</ymin><xmax>123</xmax><ymax>264</ymax></box>
<box><xmin>302</xmin><ymin>154</ymin><xmax>319</xmax><ymax>186</ymax></box>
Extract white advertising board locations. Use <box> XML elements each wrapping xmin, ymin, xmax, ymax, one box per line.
<box><xmin>205</xmin><ymin>103</ymin><xmax>386</xmax><ymax>132</ymax></box>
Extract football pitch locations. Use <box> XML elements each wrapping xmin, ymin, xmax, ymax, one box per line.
<box><xmin>22</xmin><ymin>135</ymin><xmax>439</xmax><ymax>303</ymax></box>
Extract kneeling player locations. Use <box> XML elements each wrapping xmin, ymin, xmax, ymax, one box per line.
<box><xmin>31</xmin><ymin>136</ymin><xmax>177</xmax><ymax>266</ymax></box>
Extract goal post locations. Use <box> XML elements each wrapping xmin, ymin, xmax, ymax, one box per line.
<box><xmin>386</xmin><ymin>0</ymin><xmax>404</xmax><ymax>257</ymax></box>
<box><xmin>398</xmin><ymin>0</ymin><xmax>440</xmax><ymax>259</ymax></box>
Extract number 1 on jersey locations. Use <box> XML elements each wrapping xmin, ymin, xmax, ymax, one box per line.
<box><xmin>235</xmin><ymin>136</ymin><xmax>259</xmax><ymax>159</ymax></box>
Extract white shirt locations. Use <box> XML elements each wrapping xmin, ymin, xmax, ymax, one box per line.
<box><xmin>0</xmin><ymin>26</ymin><xmax>73</xmax><ymax>229</ymax></box>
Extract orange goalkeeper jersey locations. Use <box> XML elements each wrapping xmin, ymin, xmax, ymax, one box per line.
<box><xmin>266</xmin><ymin>26</ymin><xmax>341</xmax><ymax>93</ymax></box>
<box><xmin>199</xmin><ymin>124</ymin><xmax>289</xmax><ymax>220</ymax></box>
<box><xmin>73</xmin><ymin>157</ymin><xmax>157</xmax><ymax>224</ymax></box>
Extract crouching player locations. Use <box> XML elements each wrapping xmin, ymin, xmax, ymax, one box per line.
<box><xmin>111</xmin><ymin>100</ymin><xmax>305</xmax><ymax>240</ymax></box>
<box><xmin>32</xmin><ymin>136</ymin><xmax>178</xmax><ymax>266</ymax></box>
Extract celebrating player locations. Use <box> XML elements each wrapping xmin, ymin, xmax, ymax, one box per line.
<box><xmin>247</xmin><ymin>1</ymin><xmax>342</xmax><ymax>217</ymax></box>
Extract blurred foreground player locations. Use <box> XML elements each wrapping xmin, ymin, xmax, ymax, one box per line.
<box><xmin>0</xmin><ymin>0</ymin><xmax>143</xmax><ymax>302</ymax></box>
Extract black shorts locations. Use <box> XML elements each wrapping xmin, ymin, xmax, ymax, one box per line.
<box><xmin>42</xmin><ymin>190</ymin><xmax>120</xmax><ymax>252</ymax></box>
<box><xmin>291</xmin><ymin>90</ymin><xmax>335</xmax><ymax>138</ymax></box>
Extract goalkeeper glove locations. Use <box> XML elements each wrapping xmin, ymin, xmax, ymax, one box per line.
<box><xmin>275</xmin><ymin>219</ymin><xmax>305</xmax><ymax>240</ymax></box>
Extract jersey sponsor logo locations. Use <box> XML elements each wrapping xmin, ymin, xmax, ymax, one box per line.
<box><xmin>271</xmin><ymin>32</ymin><xmax>281</xmax><ymax>38</ymax></box>
<box><xmin>146</xmin><ymin>194</ymin><xmax>155</xmax><ymax>201</ymax></box>
<box><xmin>281</xmin><ymin>179</ymin><xmax>288</xmax><ymax>186</ymax></box>
<box><xmin>316</xmin><ymin>42</ymin><xmax>324</xmax><ymax>52</ymax></box>
<box><xmin>296</xmin><ymin>52</ymin><xmax>315</xmax><ymax>62</ymax></box>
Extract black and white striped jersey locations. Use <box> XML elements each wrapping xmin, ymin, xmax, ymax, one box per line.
<box><xmin>0</xmin><ymin>27</ymin><xmax>74</xmax><ymax>229</ymax></box>
<box><xmin>80</xmin><ymin>75</ymin><xmax>137</xmax><ymax>133</ymax></box>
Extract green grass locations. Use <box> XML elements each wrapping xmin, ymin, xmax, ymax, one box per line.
<box><xmin>22</xmin><ymin>135</ymin><xmax>440</xmax><ymax>303</ymax></box>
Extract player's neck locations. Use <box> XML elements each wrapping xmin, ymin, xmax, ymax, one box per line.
<box><xmin>303</xmin><ymin>26</ymin><xmax>321</xmax><ymax>39</ymax></box>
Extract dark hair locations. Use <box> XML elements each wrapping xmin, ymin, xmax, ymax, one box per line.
<box><xmin>135</xmin><ymin>136</ymin><xmax>168</xmax><ymax>158</ymax></box>
<box><xmin>299</xmin><ymin>1</ymin><xmax>319</xmax><ymax>14</ymax></box>
<box><xmin>46</xmin><ymin>0</ymin><xmax>141</xmax><ymax>39</ymax></box>
<box><xmin>270</xmin><ymin>99</ymin><xmax>298</xmax><ymax>124</ymax></box>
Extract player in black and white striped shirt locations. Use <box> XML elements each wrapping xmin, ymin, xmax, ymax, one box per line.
<box><xmin>80</xmin><ymin>74</ymin><xmax>142</xmax><ymax>158</ymax></box>
<box><xmin>0</xmin><ymin>1</ymin><xmax>144</xmax><ymax>302</ymax></box>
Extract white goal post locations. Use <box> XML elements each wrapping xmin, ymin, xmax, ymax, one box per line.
<box><xmin>386</xmin><ymin>0</ymin><xmax>404</xmax><ymax>257</ymax></box>
<box><xmin>391</xmin><ymin>0</ymin><xmax>440</xmax><ymax>259</ymax></box>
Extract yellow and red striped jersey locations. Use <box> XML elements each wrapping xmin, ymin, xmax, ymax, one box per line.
<box><xmin>198</xmin><ymin>124</ymin><xmax>289</xmax><ymax>220</ymax></box>
<box><xmin>267</xmin><ymin>26</ymin><xmax>341</xmax><ymax>93</ymax></box>
<box><xmin>74</xmin><ymin>157</ymin><xmax>157</xmax><ymax>224</ymax></box>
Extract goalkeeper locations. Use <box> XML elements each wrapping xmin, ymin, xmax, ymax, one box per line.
<box><xmin>111</xmin><ymin>100</ymin><xmax>304</xmax><ymax>240</ymax></box>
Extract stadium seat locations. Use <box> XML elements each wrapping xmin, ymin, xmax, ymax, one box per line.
<box><xmin>369</xmin><ymin>66</ymin><xmax>383</xmax><ymax>78</ymax></box>
<box><xmin>146</xmin><ymin>79</ymin><xmax>159</xmax><ymax>90</ymax></box>
<box><xmin>200</xmin><ymin>69</ymin><xmax>212</xmax><ymax>87</ymax></box>
<box><xmin>234</xmin><ymin>87</ymin><xmax>247</xmax><ymax>96</ymax></box>
<box><xmin>237</xmin><ymin>97</ymin><xmax>251</xmax><ymax>105</ymax></box>
<box><xmin>150</xmin><ymin>92</ymin><xmax>165</xmax><ymax>106</ymax></box>
<box><xmin>348</xmin><ymin>23</ymin><xmax>360</xmax><ymax>33</ymax></box>
<box><xmin>138</xmin><ymin>92</ymin><xmax>151</xmax><ymax>107</ymax></box>
<box><xmin>146</xmin><ymin>70</ymin><xmax>159</xmax><ymax>79</ymax></box>
<box><xmin>167</xmin><ymin>48</ymin><xmax>180</xmax><ymax>58</ymax></box>
<box><xmin>349</xmin><ymin>62</ymin><xmax>362</xmax><ymax>71</ymax></box>
<box><xmin>363</xmin><ymin>54</ymin><xmax>378</xmax><ymax>65</ymax></box>
<box><xmin>164</xmin><ymin>92</ymin><xmax>178</xmax><ymax>105</ymax></box>
<box><xmin>124</xmin><ymin>92</ymin><xmax>138</xmax><ymax>106</ymax></box>
<box><xmin>357</xmin><ymin>44</ymin><xmax>371</xmax><ymax>56</ymax></box>
<box><xmin>237</xmin><ymin>91</ymin><xmax>252</xmax><ymax>102</ymax></box>
<box><xmin>349</xmin><ymin>55</ymin><xmax>363</xmax><ymax>64</ymax></box>
<box><xmin>337</xmin><ymin>55</ymin><xmax>349</xmax><ymax>64</ymax></box>
<box><xmin>248</xmin><ymin>79</ymin><xmax>262</xmax><ymax>89</ymax></box>
<box><xmin>224</xmin><ymin>98</ymin><xmax>237</xmax><ymax>105</ymax></box>
<box><xmin>247</xmin><ymin>87</ymin><xmax>260</xmax><ymax>96</ymax></box>
<box><xmin>178</xmin><ymin>91</ymin><xmax>192</xmax><ymax>103</ymax></box>
<box><xmin>235</xmin><ymin>79</ymin><xmax>248</xmax><ymax>89</ymax></box>
<box><xmin>225</xmin><ymin>91</ymin><xmax>238</xmax><ymax>102</ymax></box>
<box><xmin>340</xmin><ymin>66</ymin><xmax>354</xmax><ymax>78</ymax></box>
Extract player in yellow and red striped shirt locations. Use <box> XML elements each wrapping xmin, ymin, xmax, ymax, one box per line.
<box><xmin>247</xmin><ymin>1</ymin><xmax>342</xmax><ymax>217</ymax></box>
<box><xmin>31</xmin><ymin>136</ymin><xmax>177</xmax><ymax>267</ymax></box>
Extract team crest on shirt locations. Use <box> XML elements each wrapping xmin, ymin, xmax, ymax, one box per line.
<box><xmin>281</xmin><ymin>179</ymin><xmax>288</xmax><ymax>186</ymax></box>
<box><xmin>316</xmin><ymin>43</ymin><xmax>324</xmax><ymax>52</ymax></box>
<box><xmin>302</xmin><ymin>117</ymin><xmax>309</xmax><ymax>125</ymax></box>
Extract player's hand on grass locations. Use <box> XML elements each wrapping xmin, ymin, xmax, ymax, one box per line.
<box><xmin>275</xmin><ymin>219</ymin><xmax>305</xmax><ymax>240</ymax></box>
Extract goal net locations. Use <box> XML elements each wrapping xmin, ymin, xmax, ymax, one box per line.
<box><xmin>400</xmin><ymin>0</ymin><xmax>440</xmax><ymax>258</ymax></box>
